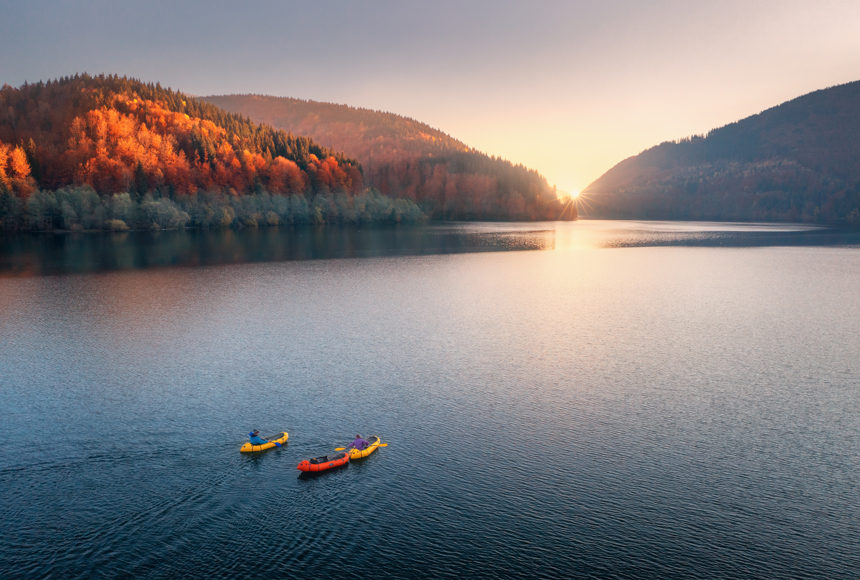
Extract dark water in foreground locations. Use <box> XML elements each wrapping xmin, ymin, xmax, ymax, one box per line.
<box><xmin>1</xmin><ymin>221</ymin><xmax>859</xmax><ymax>579</ymax></box>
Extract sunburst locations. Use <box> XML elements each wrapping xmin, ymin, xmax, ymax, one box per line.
<box><xmin>557</xmin><ymin>189</ymin><xmax>581</xmax><ymax>220</ymax></box>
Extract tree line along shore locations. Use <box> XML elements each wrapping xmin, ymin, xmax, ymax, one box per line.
<box><xmin>0</xmin><ymin>186</ymin><xmax>424</xmax><ymax>232</ymax></box>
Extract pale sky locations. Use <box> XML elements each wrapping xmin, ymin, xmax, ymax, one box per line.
<box><xmin>2</xmin><ymin>0</ymin><xmax>860</xmax><ymax>191</ymax></box>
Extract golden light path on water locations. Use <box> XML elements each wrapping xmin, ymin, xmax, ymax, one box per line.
<box><xmin>549</xmin><ymin>220</ymin><xmax>828</xmax><ymax>252</ymax></box>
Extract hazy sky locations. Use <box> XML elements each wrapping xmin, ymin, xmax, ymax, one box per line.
<box><xmin>2</xmin><ymin>0</ymin><xmax>859</xmax><ymax>190</ymax></box>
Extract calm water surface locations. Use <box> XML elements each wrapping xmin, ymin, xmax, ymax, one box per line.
<box><xmin>1</xmin><ymin>221</ymin><xmax>859</xmax><ymax>579</ymax></box>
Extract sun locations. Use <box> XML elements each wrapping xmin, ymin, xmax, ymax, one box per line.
<box><xmin>556</xmin><ymin>187</ymin><xmax>580</xmax><ymax>202</ymax></box>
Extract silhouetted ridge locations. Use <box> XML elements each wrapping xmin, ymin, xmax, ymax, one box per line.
<box><xmin>584</xmin><ymin>80</ymin><xmax>860</xmax><ymax>222</ymax></box>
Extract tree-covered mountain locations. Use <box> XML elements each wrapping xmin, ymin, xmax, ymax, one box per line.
<box><xmin>0</xmin><ymin>74</ymin><xmax>361</xmax><ymax>197</ymax></box>
<box><xmin>0</xmin><ymin>74</ymin><xmax>425</xmax><ymax>230</ymax></box>
<box><xmin>202</xmin><ymin>94</ymin><xmax>571</xmax><ymax>221</ymax></box>
<box><xmin>583</xmin><ymin>80</ymin><xmax>860</xmax><ymax>223</ymax></box>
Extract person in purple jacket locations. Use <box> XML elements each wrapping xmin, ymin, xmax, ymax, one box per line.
<box><xmin>348</xmin><ymin>434</ymin><xmax>370</xmax><ymax>451</ymax></box>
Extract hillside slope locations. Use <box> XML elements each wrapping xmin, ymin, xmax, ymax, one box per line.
<box><xmin>0</xmin><ymin>74</ymin><xmax>360</xmax><ymax>198</ymax></box>
<box><xmin>202</xmin><ymin>94</ymin><xmax>572</xmax><ymax>221</ymax></box>
<box><xmin>0</xmin><ymin>75</ymin><xmax>431</xmax><ymax>230</ymax></box>
<box><xmin>583</xmin><ymin>80</ymin><xmax>860</xmax><ymax>222</ymax></box>
<box><xmin>202</xmin><ymin>95</ymin><xmax>468</xmax><ymax>161</ymax></box>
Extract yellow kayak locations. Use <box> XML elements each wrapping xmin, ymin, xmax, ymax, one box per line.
<box><xmin>240</xmin><ymin>432</ymin><xmax>288</xmax><ymax>453</ymax></box>
<box><xmin>349</xmin><ymin>436</ymin><xmax>381</xmax><ymax>459</ymax></box>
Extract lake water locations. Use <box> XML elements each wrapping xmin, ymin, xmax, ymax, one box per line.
<box><xmin>1</xmin><ymin>221</ymin><xmax>859</xmax><ymax>579</ymax></box>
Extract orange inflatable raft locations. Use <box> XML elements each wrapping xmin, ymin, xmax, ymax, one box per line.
<box><xmin>297</xmin><ymin>451</ymin><xmax>350</xmax><ymax>473</ymax></box>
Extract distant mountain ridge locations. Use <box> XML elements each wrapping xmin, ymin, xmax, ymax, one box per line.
<box><xmin>202</xmin><ymin>94</ymin><xmax>572</xmax><ymax>221</ymax></box>
<box><xmin>202</xmin><ymin>94</ymin><xmax>469</xmax><ymax>159</ymax></box>
<box><xmin>583</xmin><ymin>80</ymin><xmax>860</xmax><ymax>222</ymax></box>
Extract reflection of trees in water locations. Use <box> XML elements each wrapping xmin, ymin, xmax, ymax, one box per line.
<box><xmin>0</xmin><ymin>225</ymin><xmax>555</xmax><ymax>276</ymax></box>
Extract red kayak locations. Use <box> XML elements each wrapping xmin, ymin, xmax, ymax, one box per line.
<box><xmin>297</xmin><ymin>451</ymin><xmax>349</xmax><ymax>472</ymax></box>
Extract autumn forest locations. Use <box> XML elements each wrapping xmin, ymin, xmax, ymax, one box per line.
<box><xmin>0</xmin><ymin>74</ymin><xmax>570</xmax><ymax>232</ymax></box>
<box><xmin>203</xmin><ymin>94</ymin><xmax>570</xmax><ymax>221</ymax></box>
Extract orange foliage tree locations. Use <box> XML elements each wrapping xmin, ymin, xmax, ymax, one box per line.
<box><xmin>0</xmin><ymin>74</ymin><xmax>363</xmax><ymax>199</ymax></box>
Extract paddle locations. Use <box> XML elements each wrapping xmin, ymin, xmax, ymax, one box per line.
<box><xmin>335</xmin><ymin>444</ymin><xmax>387</xmax><ymax>451</ymax></box>
<box><xmin>259</xmin><ymin>434</ymin><xmax>283</xmax><ymax>447</ymax></box>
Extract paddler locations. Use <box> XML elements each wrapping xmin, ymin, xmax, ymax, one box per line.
<box><xmin>249</xmin><ymin>430</ymin><xmax>269</xmax><ymax>445</ymax></box>
<box><xmin>347</xmin><ymin>434</ymin><xmax>370</xmax><ymax>451</ymax></box>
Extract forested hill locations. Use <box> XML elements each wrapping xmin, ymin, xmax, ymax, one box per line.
<box><xmin>583</xmin><ymin>80</ymin><xmax>860</xmax><ymax>223</ymax></box>
<box><xmin>202</xmin><ymin>94</ymin><xmax>469</xmax><ymax>158</ymax></box>
<box><xmin>202</xmin><ymin>94</ymin><xmax>571</xmax><ymax>221</ymax></box>
<box><xmin>0</xmin><ymin>74</ymin><xmax>360</xmax><ymax>197</ymax></box>
<box><xmin>0</xmin><ymin>74</ymin><xmax>434</xmax><ymax>231</ymax></box>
